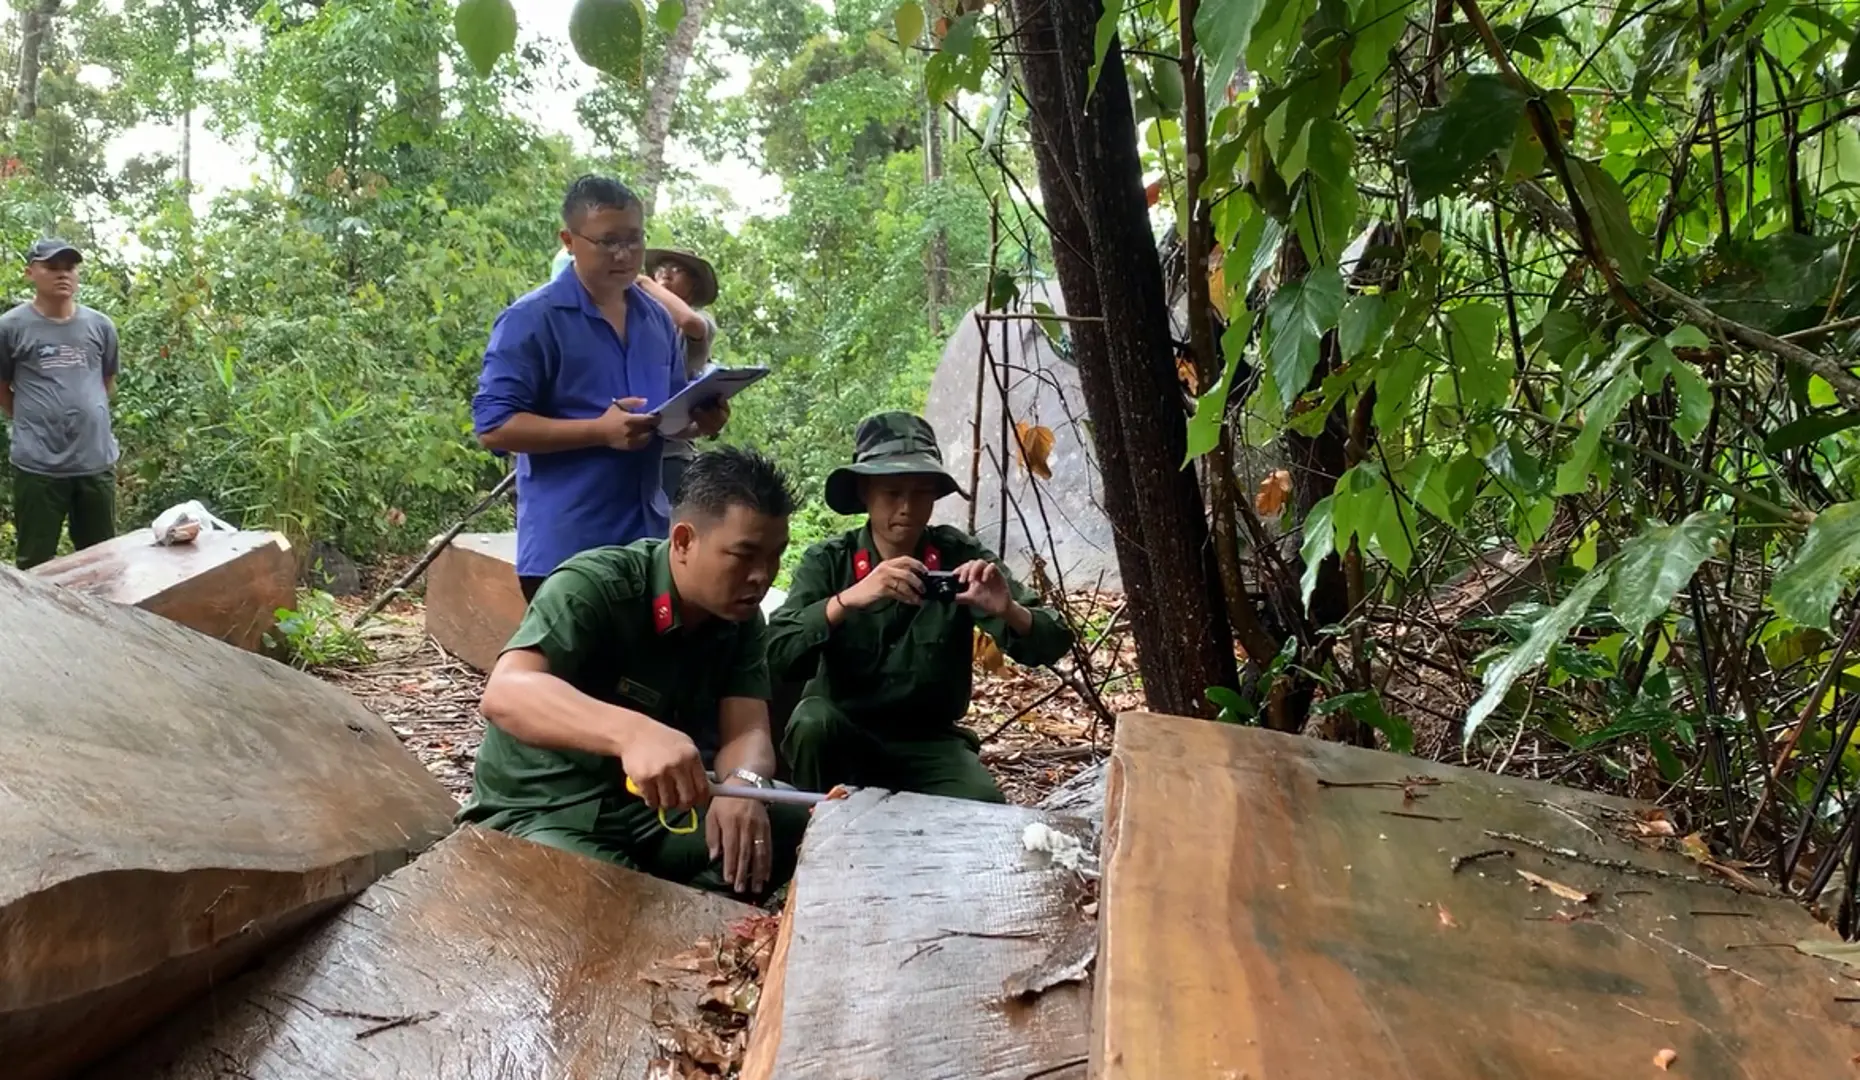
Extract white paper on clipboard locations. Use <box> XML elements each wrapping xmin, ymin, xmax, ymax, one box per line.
<box><xmin>653</xmin><ymin>364</ymin><xmax>771</xmax><ymax>433</ymax></box>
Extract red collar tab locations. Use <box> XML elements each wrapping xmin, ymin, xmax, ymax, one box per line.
<box><xmin>922</xmin><ymin>545</ymin><xmax>942</xmax><ymax>571</ymax></box>
<box><xmin>853</xmin><ymin>550</ymin><xmax>874</xmax><ymax>581</ymax></box>
<box><xmin>653</xmin><ymin>593</ymin><xmax>675</xmax><ymax>634</ymax></box>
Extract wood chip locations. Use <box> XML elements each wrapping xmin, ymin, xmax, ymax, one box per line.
<box><xmin>1654</xmin><ymin>1047</ymin><xmax>1678</xmax><ymax>1070</ymax></box>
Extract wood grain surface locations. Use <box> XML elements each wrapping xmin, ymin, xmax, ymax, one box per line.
<box><xmin>1095</xmin><ymin>712</ymin><xmax>1860</xmax><ymax>1080</ymax></box>
<box><xmin>32</xmin><ymin>529</ymin><xmax>295</xmax><ymax>652</ymax></box>
<box><xmin>423</xmin><ymin>532</ymin><xmax>525</xmax><ymax>672</ymax></box>
<box><xmin>0</xmin><ymin>566</ymin><xmax>458</xmax><ymax>1080</ymax></box>
<box><xmin>744</xmin><ymin>788</ymin><xmax>1092</xmax><ymax>1080</ymax></box>
<box><xmin>93</xmin><ymin>827</ymin><xmax>757</xmax><ymax>1080</ymax></box>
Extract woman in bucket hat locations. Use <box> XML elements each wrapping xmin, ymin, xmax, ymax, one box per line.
<box><xmin>640</xmin><ymin>247</ymin><xmax>722</xmax><ymax>504</ymax></box>
<box><xmin>765</xmin><ymin>411</ymin><xmax>1073</xmax><ymax>801</ymax></box>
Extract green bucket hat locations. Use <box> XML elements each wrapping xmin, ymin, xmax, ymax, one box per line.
<box><xmin>825</xmin><ymin>412</ymin><xmax>964</xmax><ymax>515</ymax></box>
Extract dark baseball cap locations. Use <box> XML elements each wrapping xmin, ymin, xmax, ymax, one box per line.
<box><xmin>25</xmin><ymin>238</ymin><xmax>81</xmax><ymax>264</ymax></box>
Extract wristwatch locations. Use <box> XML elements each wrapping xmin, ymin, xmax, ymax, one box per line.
<box><xmin>727</xmin><ymin>767</ymin><xmax>774</xmax><ymax>789</ymax></box>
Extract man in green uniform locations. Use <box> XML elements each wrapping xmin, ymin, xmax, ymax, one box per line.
<box><xmin>767</xmin><ymin>412</ymin><xmax>1074</xmax><ymax>803</ymax></box>
<box><xmin>460</xmin><ymin>447</ymin><xmax>806</xmax><ymax>897</ymax></box>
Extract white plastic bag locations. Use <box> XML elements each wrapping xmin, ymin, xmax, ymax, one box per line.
<box><xmin>150</xmin><ymin>500</ymin><xmax>237</xmax><ymax>546</ymax></box>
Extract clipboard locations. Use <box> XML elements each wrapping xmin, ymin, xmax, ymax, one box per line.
<box><xmin>653</xmin><ymin>364</ymin><xmax>771</xmax><ymax>433</ymax></box>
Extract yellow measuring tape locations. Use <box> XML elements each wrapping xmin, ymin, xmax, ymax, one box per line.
<box><xmin>625</xmin><ymin>776</ymin><xmax>699</xmax><ymax>834</ymax></box>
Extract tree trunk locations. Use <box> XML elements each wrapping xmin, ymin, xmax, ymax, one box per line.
<box><xmin>924</xmin><ymin>96</ymin><xmax>947</xmax><ymax>338</ymax></box>
<box><xmin>1016</xmin><ymin>0</ymin><xmax>1239</xmax><ymax>718</ymax></box>
<box><xmin>1009</xmin><ymin>0</ymin><xmax>1171</xmax><ymax>710</ymax></box>
<box><xmin>14</xmin><ymin>0</ymin><xmax>64</xmax><ymax>122</ymax></box>
<box><xmin>637</xmin><ymin>0</ymin><xmax>714</xmax><ymax>218</ymax></box>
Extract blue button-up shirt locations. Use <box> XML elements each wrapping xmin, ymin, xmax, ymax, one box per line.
<box><xmin>472</xmin><ymin>269</ymin><xmax>684</xmax><ymax>577</ymax></box>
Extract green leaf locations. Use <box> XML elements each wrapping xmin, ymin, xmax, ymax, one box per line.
<box><xmin>1029</xmin><ymin>301</ymin><xmax>1066</xmax><ymax>351</ymax></box>
<box><xmin>570</xmin><ymin>0</ymin><xmax>647</xmax><ymax>81</ymax></box>
<box><xmin>1187</xmin><ymin>320</ymin><xmax>1249</xmax><ymax>462</ymax></box>
<box><xmin>1314</xmin><ymin>691</ymin><xmax>1414</xmax><ymax>754</ymax></box>
<box><xmin>926</xmin><ymin>13</ymin><xmax>990</xmax><ymax>104</ymax></box>
<box><xmin>987</xmin><ymin>269</ymin><xmax>1018</xmax><ymax>311</ymax></box>
<box><xmin>1396</xmin><ymin>74</ymin><xmax>1529</xmax><ymax>202</ymax></box>
<box><xmin>1609</xmin><ymin>512</ymin><xmax>1730</xmax><ymax>637</ymax></box>
<box><xmin>1294</xmin><ymin>119</ymin><xmax>1358</xmax><ymax>266</ymax></box>
<box><xmin>1537</xmin><ymin>308</ymin><xmax>1589</xmax><ymax>365</ymax></box>
<box><xmin>455</xmin><ymin>0</ymin><xmax>518</xmax><ymax>78</ymax></box>
<box><xmin>1375</xmin><ymin>488</ymin><xmax>1415</xmax><ymax>572</ymax></box>
<box><xmin>1085</xmin><ymin>1</ymin><xmax>1126</xmax><ymax>104</ymax></box>
<box><xmin>1373</xmin><ymin>345</ymin><xmax>1430</xmax><ymax>433</ymax></box>
<box><xmin>1765</xmin><ymin>410</ymin><xmax>1860</xmax><ymax>455</ymax></box>
<box><xmin>1465</xmin><ymin>569</ymin><xmax>1613</xmax><ymax>746</ymax></box>
<box><xmin>893</xmin><ymin>1</ymin><xmax>924</xmax><ymax>47</ymax></box>
<box><xmin>1340</xmin><ymin>294</ymin><xmax>1390</xmax><ymax>362</ymax></box>
<box><xmin>1773</xmin><ymin>502</ymin><xmax>1860</xmax><ymax>631</ymax></box>
<box><xmin>1300</xmin><ymin>496</ymin><xmax>1336</xmax><ymax>611</ymax></box>
<box><xmin>655</xmin><ymin>0</ymin><xmax>685</xmax><ymax>33</ymax></box>
<box><xmin>1666</xmin><ymin>359</ymin><xmax>1714</xmax><ymax>442</ymax></box>
<box><xmin>1207</xmin><ymin>685</ymin><xmax>1255</xmax><ymax>724</ymax></box>
<box><xmin>1151</xmin><ymin>57</ymin><xmax>1185</xmax><ymax>115</ymax></box>
<box><xmin>1197</xmin><ymin>0</ymin><xmax>1267</xmax><ymax>100</ymax></box>
<box><xmin>1445</xmin><ymin>302</ymin><xmax>1506</xmax><ymax>409</ymax></box>
<box><xmin>1266</xmin><ymin>267</ymin><xmax>1346</xmax><ymax>410</ymax></box>
<box><xmin>1344</xmin><ymin>0</ymin><xmax>1410</xmax><ymax>123</ymax></box>
<box><xmin>1568</xmin><ymin>157</ymin><xmax>1650</xmax><ymax>286</ymax></box>
<box><xmin>1554</xmin><ymin>372</ymin><xmax>1638</xmax><ymax>495</ymax></box>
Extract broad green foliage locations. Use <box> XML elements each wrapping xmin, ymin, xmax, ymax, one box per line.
<box><xmin>455</xmin><ymin>0</ymin><xmax>518</xmax><ymax>77</ymax></box>
<box><xmin>1774</xmin><ymin>503</ymin><xmax>1860</xmax><ymax>631</ymax></box>
<box><xmin>1397</xmin><ymin>75</ymin><xmax>1528</xmax><ymax>203</ymax></box>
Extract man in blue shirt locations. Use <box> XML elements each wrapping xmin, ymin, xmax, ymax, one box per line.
<box><xmin>475</xmin><ymin>175</ymin><xmax>728</xmax><ymax>599</ymax></box>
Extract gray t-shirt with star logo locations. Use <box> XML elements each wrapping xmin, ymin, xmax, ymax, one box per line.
<box><xmin>0</xmin><ymin>302</ymin><xmax>120</xmax><ymax>476</ymax></box>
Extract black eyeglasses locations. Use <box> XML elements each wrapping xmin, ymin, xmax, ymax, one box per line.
<box><xmin>570</xmin><ymin>229</ymin><xmax>645</xmax><ymax>257</ymax></box>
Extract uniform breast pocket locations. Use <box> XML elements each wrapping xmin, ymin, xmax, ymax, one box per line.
<box><xmin>612</xmin><ymin>677</ymin><xmax>667</xmax><ymax>714</ymax></box>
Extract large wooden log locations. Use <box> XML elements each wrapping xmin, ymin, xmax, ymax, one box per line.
<box><xmin>32</xmin><ymin>529</ymin><xmax>295</xmax><ymax>652</ymax></box>
<box><xmin>0</xmin><ymin>567</ymin><xmax>457</xmax><ymax>1080</ymax></box>
<box><xmin>1096</xmin><ymin>712</ymin><xmax>1859</xmax><ymax>1079</ymax></box>
<box><xmin>95</xmin><ymin>826</ymin><xmax>757</xmax><ymax>1078</ymax></box>
<box><xmin>743</xmin><ymin>789</ymin><xmax>1092</xmax><ymax>1080</ymax></box>
<box><xmin>423</xmin><ymin>532</ymin><xmax>525</xmax><ymax>672</ymax></box>
<box><xmin>427</xmin><ymin>531</ymin><xmax>789</xmax><ymax>672</ymax></box>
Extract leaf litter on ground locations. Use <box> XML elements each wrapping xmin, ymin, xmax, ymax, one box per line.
<box><xmin>641</xmin><ymin>913</ymin><xmax>782</xmax><ymax>1078</ymax></box>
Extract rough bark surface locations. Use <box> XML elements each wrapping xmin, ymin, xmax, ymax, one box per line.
<box><xmin>0</xmin><ymin>566</ymin><xmax>456</xmax><ymax>1080</ymax></box>
<box><xmin>95</xmin><ymin>828</ymin><xmax>756</xmax><ymax>1079</ymax></box>
<box><xmin>742</xmin><ymin>789</ymin><xmax>1091</xmax><ymax>1080</ymax></box>
<box><xmin>637</xmin><ymin>0</ymin><xmax>714</xmax><ymax>218</ymax></box>
<box><xmin>32</xmin><ymin>529</ymin><xmax>295</xmax><ymax>653</ymax></box>
<box><xmin>1009</xmin><ymin>0</ymin><xmax>1170</xmax><ymax>710</ymax></box>
<box><xmin>1046</xmin><ymin>1</ymin><xmax>1239</xmax><ymax>714</ymax></box>
<box><xmin>1096</xmin><ymin>713</ymin><xmax>1856</xmax><ymax>1077</ymax></box>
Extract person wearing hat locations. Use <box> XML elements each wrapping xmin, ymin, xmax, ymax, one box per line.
<box><xmin>0</xmin><ymin>239</ymin><xmax>121</xmax><ymax>569</ymax></box>
<box><xmin>765</xmin><ymin>412</ymin><xmax>1073</xmax><ymax>802</ymax></box>
<box><xmin>638</xmin><ymin>247</ymin><xmax>722</xmax><ymax>504</ymax></box>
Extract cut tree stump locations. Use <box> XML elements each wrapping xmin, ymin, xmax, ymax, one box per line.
<box><xmin>0</xmin><ymin>566</ymin><xmax>457</xmax><ymax>1080</ymax></box>
<box><xmin>31</xmin><ymin>529</ymin><xmax>295</xmax><ymax>653</ymax></box>
<box><xmin>427</xmin><ymin>531</ymin><xmax>790</xmax><ymax>672</ymax></box>
<box><xmin>1096</xmin><ymin>712</ymin><xmax>1860</xmax><ymax>1079</ymax></box>
<box><xmin>96</xmin><ymin>827</ymin><xmax>757</xmax><ymax>1079</ymax></box>
<box><xmin>743</xmin><ymin>789</ymin><xmax>1092</xmax><ymax>1080</ymax></box>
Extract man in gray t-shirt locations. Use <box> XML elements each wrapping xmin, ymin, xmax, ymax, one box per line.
<box><xmin>0</xmin><ymin>238</ymin><xmax>120</xmax><ymax>569</ymax></box>
<box><xmin>640</xmin><ymin>248</ymin><xmax>722</xmax><ymax>503</ymax></box>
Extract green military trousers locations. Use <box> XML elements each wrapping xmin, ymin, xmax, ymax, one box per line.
<box><xmin>12</xmin><ymin>469</ymin><xmax>114</xmax><ymax>569</ymax></box>
<box><xmin>511</xmin><ymin>795</ymin><xmax>810</xmax><ymax>902</ymax></box>
<box><xmin>783</xmin><ymin>696</ymin><xmax>1005</xmax><ymax>804</ymax></box>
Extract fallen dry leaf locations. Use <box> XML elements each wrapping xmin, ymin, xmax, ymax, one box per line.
<box><xmin>1015</xmin><ymin>421</ymin><xmax>1056</xmax><ymax>480</ymax></box>
<box><xmin>974</xmin><ymin>627</ymin><xmax>1007</xmax><ymax>674</ymax></box>
<box><xmin>1517</xmin><ymin>869</ymin><xmax>1595</xmax><ymax>904</ymax></box>
<box><xmin>1437</xmin><ymin>903</ymin><xmax>1459</xmax><ymax>929</ymax></box>
<box><xmin>1635</xmin><ymin>818</ymin><xmax>1677</xmax><ymax>838</ymax></box>
<box><xmin>1680</xmin><ymin>831</ymin><xmax>1713</xmax><ymax>862</ymax></box>
<box><xmin>1795</xmin><ymin>939</ymin><xmax>1860</xmax><ymax>970</ymax></box>
<box><xmin>1256</xmin><ymin>469</ymin><xmax>1293</xmax><ymax>516</ymax></box>
<box><xmin>1176</xmin><ymin>355</ymin><xmax>1200</xmax><ymax>395</ymax></box>
<box><xmin>1654</xmin><ymin>1048</ymin><xmax>1678</xmax><ymax>1070</ymax></box>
